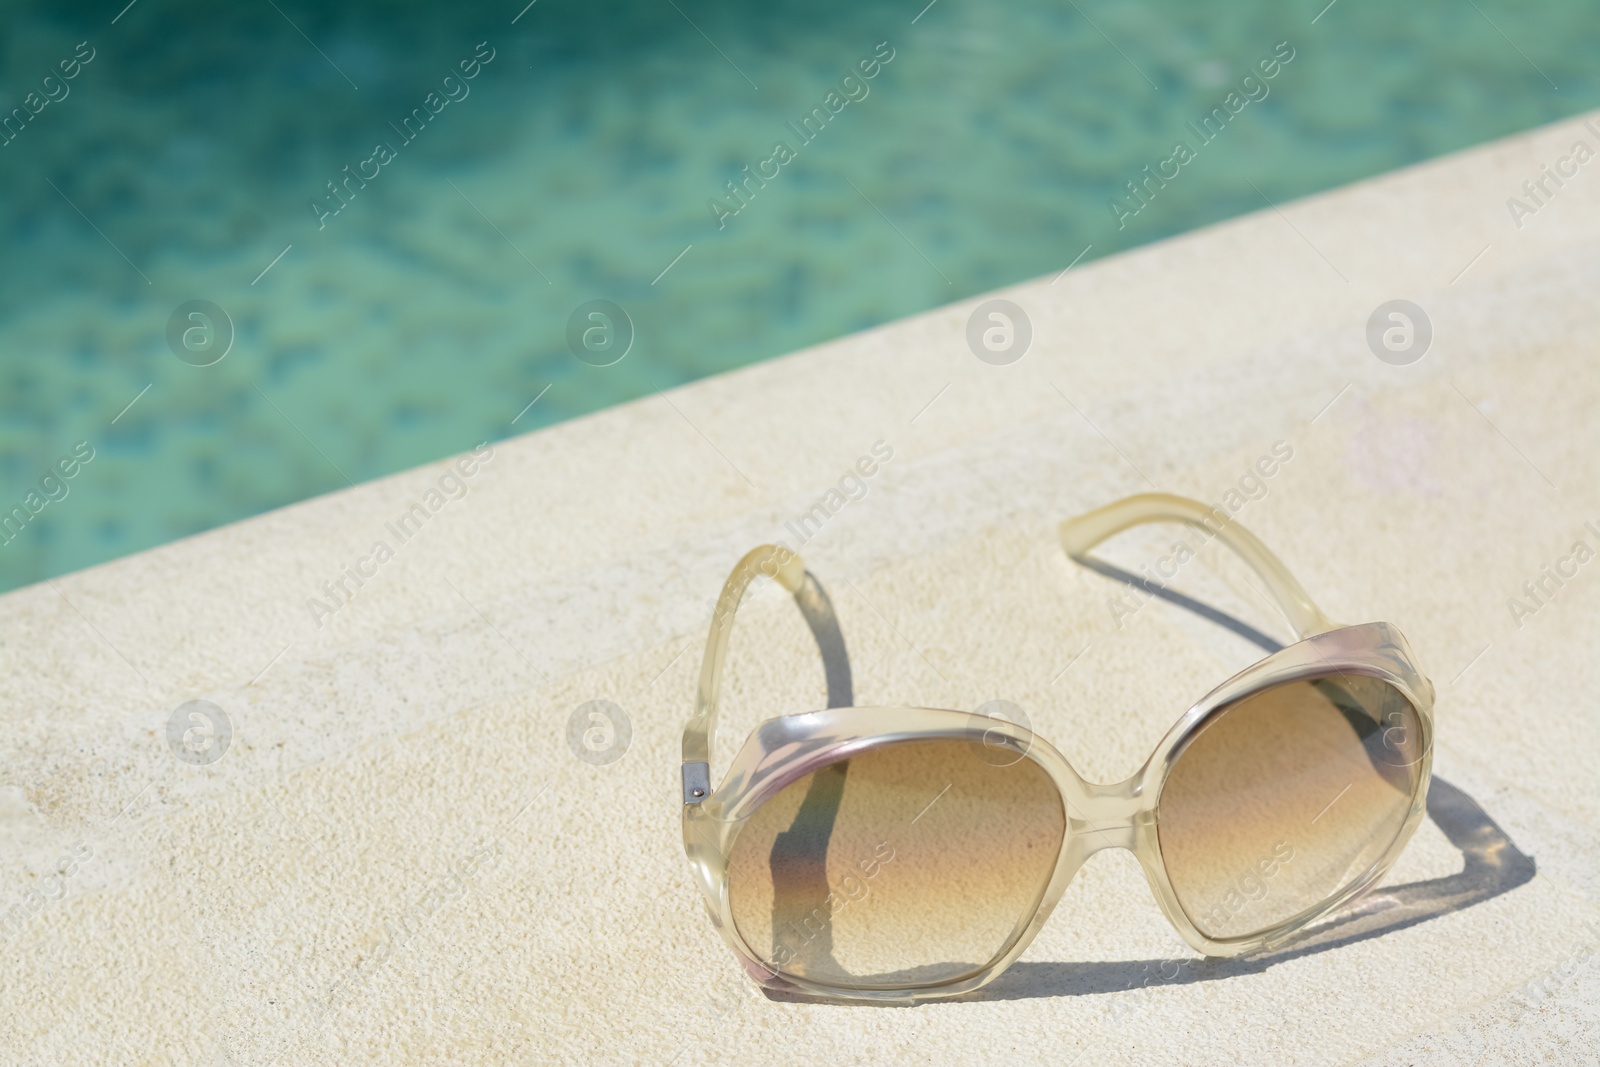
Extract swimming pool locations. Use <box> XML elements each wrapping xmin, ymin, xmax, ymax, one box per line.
<box><xmin>1</xmin><ymin>0</ymin><xmax>1594</xmax><ymax>593</ymax></box>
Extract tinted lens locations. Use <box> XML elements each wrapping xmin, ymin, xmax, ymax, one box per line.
<box><xmin>728</xmin><ymin>739</ymin><xmax>1065</xmax><ymax>989</ymax></box>
<box><xmin>1158</xmin><ymin>674</ymin><xmax>1425</xmax><ymax>941</ymax></box>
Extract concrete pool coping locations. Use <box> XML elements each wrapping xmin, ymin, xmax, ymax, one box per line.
<box><xmin>3</xmin><ymin>109</ymin><xmax>1599</xmax><ymax>1064</ymax></box>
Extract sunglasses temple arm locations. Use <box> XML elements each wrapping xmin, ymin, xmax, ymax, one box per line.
<box><xmin>1058</xmin><ymin>492</ymin><xmax>1338</xmax><ymax>640</ymax></box>
<box><xmin>683</xmin><ymin>545</ymin><xmax>852</xmax><ymax>801</ymax></box>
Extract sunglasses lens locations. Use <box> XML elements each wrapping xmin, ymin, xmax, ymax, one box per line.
<box><xmin>728</xmin><ymin>738</ymin><xmax>1065</xmax><ymax>989</ymax></box>
<box><xmin>1158</xmin><ymin>674</ymin><xmax>1426</xmax><ymax>941</ymax></box>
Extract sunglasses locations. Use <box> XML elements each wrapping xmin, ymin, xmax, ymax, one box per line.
<box><xmin>681</xmin><ymin>492</ymin><xmax>1434</xmax><ymax>1003</ymax></box>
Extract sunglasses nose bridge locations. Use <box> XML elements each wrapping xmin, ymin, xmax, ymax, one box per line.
<box><xmin>1068</xmin><ymin>781</ymin><xmax>1149</xmax><ymax>856</ymax></box>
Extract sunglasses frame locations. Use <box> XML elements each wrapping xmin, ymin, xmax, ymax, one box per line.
<box><xmin>682</xmin><ymin>494</ymin><xmax>1435</xmax><ymax>1004</ymax></box>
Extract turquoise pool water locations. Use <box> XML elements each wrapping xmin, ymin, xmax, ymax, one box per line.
<box><xmin>1</xmin><ymin>0</ymin><xmax>1595</xmax><ymax>593</ymax></box>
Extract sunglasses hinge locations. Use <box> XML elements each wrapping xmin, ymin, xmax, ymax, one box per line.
<box><xmin>682</xmin><ymin>761</ymin><xmax>711</xmax><ymax>804</ymax></box>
